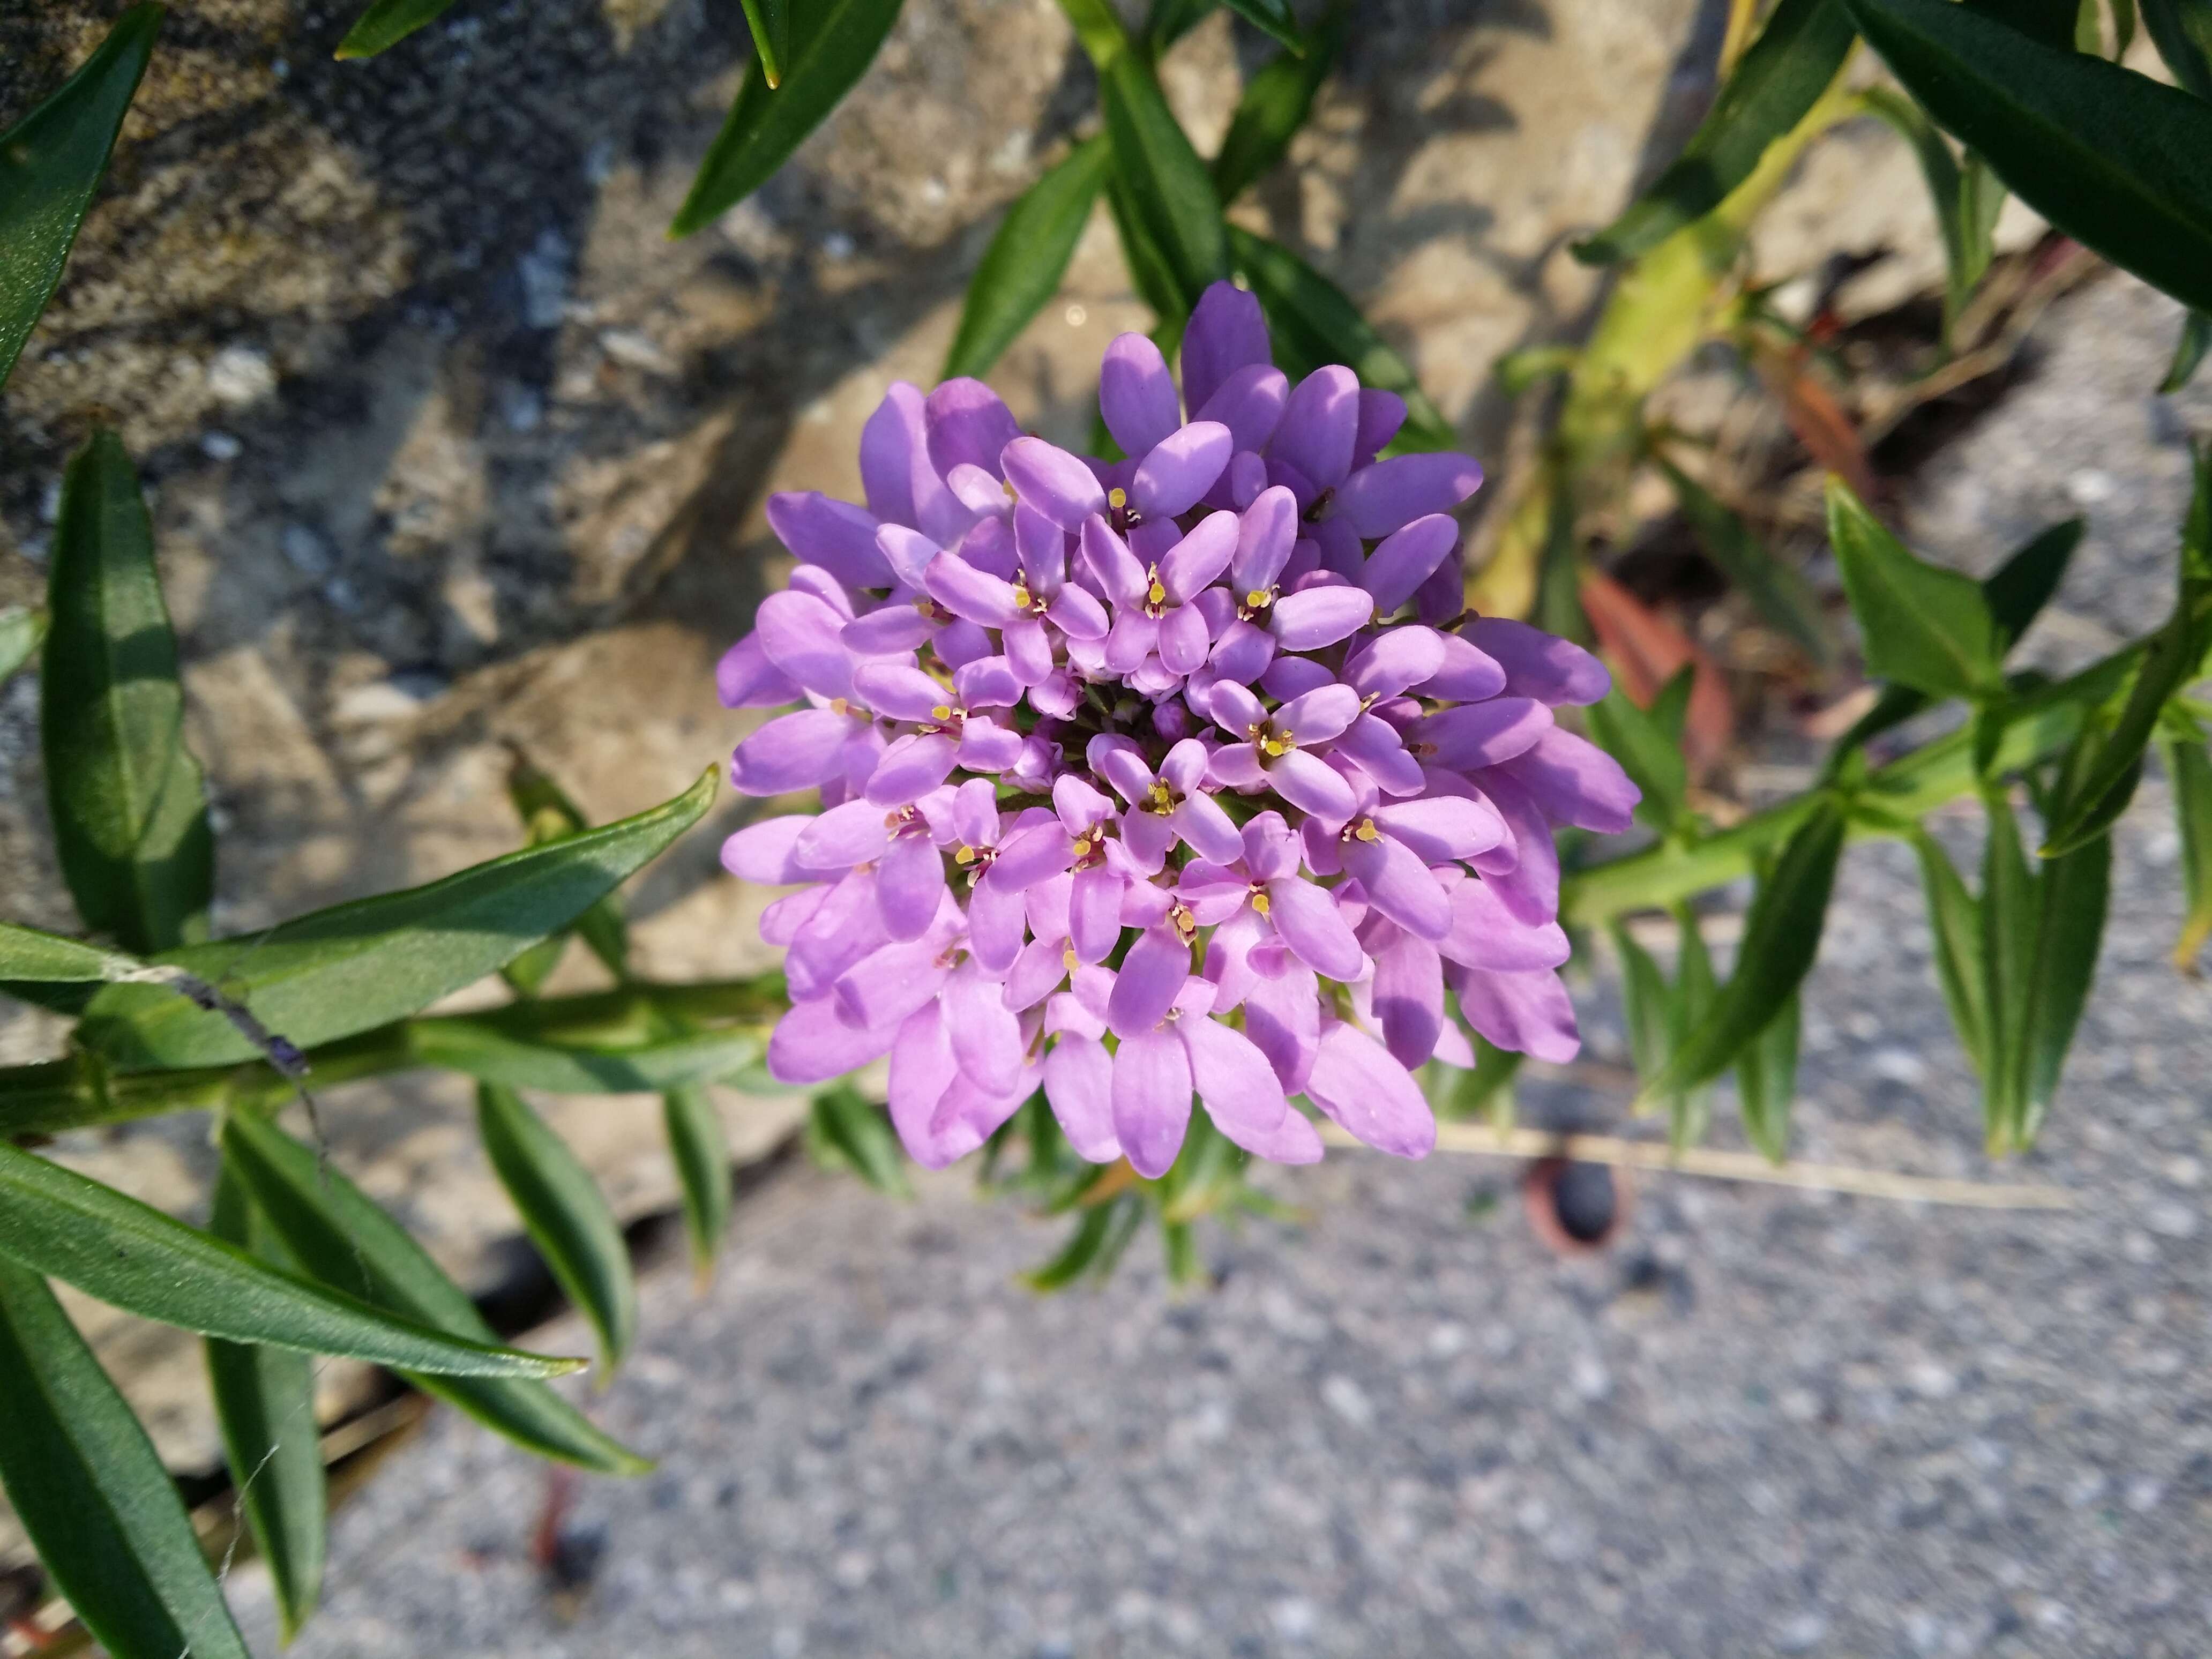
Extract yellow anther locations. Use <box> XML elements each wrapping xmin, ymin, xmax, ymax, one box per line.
<box><xmin>953</xmin><ymin>845</ymin><xmax>978</xmax><ymax>865</ymax></box>
<box><xmin>1011</xmin><ymin>579</ymin><xmax>1034</xmax><ymax>611</ymax></box>
<box><xmin>1354</xmin><ymin>819</ymin><xmax>1381</xmax><ymax>842</ymax></box>
<box><xmin>1170</xmin><ymin>903</ymin><xmax>1198</xmax><ymax>941</ymax></box>
<box><xmin>1063</xmin><ymin>945</ymin><xmax>1079</xmax><ymax>970</ymax></box>
<box><xmin>1251</xmin><ymin>890</ymin><xmax>1272</xmax><ymax>916</ymax></box>
<box><xmin>1003</xmin><ymin>477</ymin><xmax>1018</xmax><ymax>500</ymax></box>
<box><xmin>1108</xmin><ymin>487</ymin><xmax>1128</xmax><ymax>510</ymax></box>
<box><xmin>1146</xmin><ymin>572</ymin><xmax>1168</xmax><ymax>607</ymax></box>
<box><xmin>1245</xmin><ymin>589</ymin><xmax>1272</xmax><ymax>610</ymax></box>
<box><xmin>1260</xmin><ymin>736</ymin><xmax>1290</xmax><ymax>758</ymax></box>
<box><xmin>1145</xmin><ymin>781</ymin><xmax>1175</xmax><ymax>814</ymax></box>
<box><xmin>828</xmin><ymin>697</ymin><xmax>851</xmax><ymax>716</ymax></box>
<box><xmin>930</xmin><ymin>703</ymin><xmax>954</xmax><ymax>722</ymax></box>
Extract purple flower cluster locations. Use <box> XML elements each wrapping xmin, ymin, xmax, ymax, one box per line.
<box><xmin>719</xmin><ymin>281</ymin><xmax>1637</xmax><ymax>1177</ymax></box>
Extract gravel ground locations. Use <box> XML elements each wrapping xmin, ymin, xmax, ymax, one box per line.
<box><xmin>212</xmin><ymin>274</ymin><xmax>2212</xmax><ymax>1658</ymax></box>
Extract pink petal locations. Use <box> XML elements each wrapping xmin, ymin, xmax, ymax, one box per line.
<box><xmin>1105</xmin><ymin>925</ymin><xmax>1191</xmax><ymax>1037</ymax></box>
<box><xmin>1340</xmin><ymin>832</ymin><xmax>1451</xmax><ymax>941</ymax></box>
<box><xmin>1100</xmin><ymin>333</ymin><xmax>1182</xmax><ymax>457</ymax></box>
<box><xmin>730</xmin><ymin>708</ymin><xmax>860</xmax><ymax>795</ymax></box>
<box><xmin>768</xmin><ymin>998</ymin><xmax>901</xmax><ymax>1086</ymax></box>
<box><xmin>1242</xmin><ymin>962</ymin><xmax>1320</xmax><ymax>1092</ymax></box>
<box><xmin>1264</xmin><ymin>875</ymin><xmax>1365</xmax><ymax>981</ymax></box>
<box><xmin>1043</xmin><ymin>1035</ymin><xmax>1124</xmax><ymax>1162</ymax></box>
<box><xmin>944</xmin><ymin>960</ymin><xmax>1023</xmax><ymax>1097</ymax></box>
<box><xmin>1450</xmin><ymin>964</ymin><xmax>1580</xmax><ymax>1064</ymax></box>
<box><xmin>1178</xmin><ymin>1014</ymin><xmax>1289</xmax><ymax>1139</ymax></box>
<box><xmin>721</xmin><ymin>814</ymin><xmax>813</xmax><ymax>884</ymax></box>
<box><xmin>1303</xmin><ymin>1022</ymin><xmax>1436</xmax><ymax>1158</ymax></box>
<box><xmin>1372</xmin><ymin>930</ymin><xmax>1444</xmax><ymax>1068</ymax></box>
<box><xmin>1111</xmin><ymin>1029</ymin><xmax>1194</xmax><ymax>1179</ymax></box>
<box><xmin>876</xmin><ymin>832</ymin><xmax>946</xmax><ymax>941</ymax></box>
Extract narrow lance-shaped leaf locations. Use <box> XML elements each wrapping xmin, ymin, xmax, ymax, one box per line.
<box><xmin>1826</xmin><ymin>476</ymin><xmax>2004</xmax><ymax>701</ymax></box>
<box><xmin>670</xmin><ymin>0</ymin><xmax>906</xmax><ymax>236</ymax></box>
<box><xmin>221</xmin><ymin>1112</ymin><xmax>651</xmax><ymax>1475</ymax></box>
<box><xmin>1610</xmin><ymin>922</ymin><xmax>1675</xmax><ymax>1085</ymax></box>
<box><xmin>1961</xmin><ymin>0</ymin><xmax>2081</xmax><ymax>50</ymax></box>
<box><xmin>1586</xmin><ymin>682</ymin><xmax>1690</xmax><ymax>833</ymax></box>
<box><xmin>1847</xmin><ymin>0</ymin><xmax>2212</xmax><ymax>315</ymax></box>
<box><xmin>2016</xmin><ymin>818</ymin><xmax>2110</xmax><ymax>1145</ymax></box>
<box><xmin>503</xmin><ymin>753</ymin><xmax>631</xmax><ymax>988</ymax></box>
<box><xmin>1909</xmin><ymin>827</ymin><xmax>1991</xmax><ymax>1073</ymax></box>
<box><xmin>1444</xmin><ymin>1035</ymin><xmax>1522</xmax><ymax>1130</ymax></box>
<box><xmin>2141</xmin><ymin>0</ymin><xmax>2212</xmax><ymax>97</ymax></box>
<box><xmin>2157</xmin><ymin>722</ymin><xmax>2212</xmax><ymax>968</ymax></box>
<box><xmin>334</xmin><ymin>0</ymin><xmax>458</xmax><ymax>56</ymax></box>
<box><xmin>77</xmin><ymin>766</ymin><xmax>716</xmax><ymax>1071</ymax></box>
<box><xmin>1100</xmin><ymin>52</ymin><xmax>1231</xmax><ymax>314</ymax></box>
<box><xmin>1668</xmin><ymin>903</ymin><xmax>1718</xmax><ymax>1151</ymax></box>
<box><xmin>1736</xmin><ymin>990</ymin><xmax>1800</xmax><ymax>1163</ymax></box>
<box><xmin>0</xmin><ymin>1140</ymin><xmax>580</xmax><ymax>1377</ymax></box>
<box><xmin>0</xmin><ymin>1257</ymin><xmax>253</xmax><ymax>1659</ymax></box>
<box><xmin>944</xmin><ymin>136</ymin><xmax>1112</xmax><ymax>381</ymax></box>
<box><xmin>0</xmin><ymin>920</ymin><xmax>141</xmax><ymax>984</ymax></box>
<box><xmin>1860</xmin><ymin>88</ymin><xmax>1998</xmax><ymax>341</ymax></box>
<box><xmin>42</xmin><ymin>430</ymin><xmax>214</xmax><ymax>955</ymax></box>
<box><xmin>1228</xmin><ymin>226</ymin><xmax>1455</xmax><ymax>450</ymax></box>
<box><xmin>738</xmin><ymin>0</ymin><xmax>790</xmax><ymax>87</ymax></box>
<box><xmin>663</xmin><ymin>1084</ymin><xmax>733</xmax><ymax>1280</ymax></box>
<box><xmin>477</xmin><ymin>1084</ymin><xmax>637</xmax><ymax>1374</ymax></box>
<box><xmin>808</xmin><ymin>1085</ymin><xmax>913</xmax><ymax>1197</ymax></box>
<box><xmin>1219</xmin><ymin>0</ymin><xmax>1306</xmax><ymax>53</ymax></box>
<box><xmin>2161</xmin><ymin>310</ymin><xmax>2212</xmax><ymax>394</ymax></box>
<box><xmin>204</xmin><ymin>1162</ymin><xmax>326</xmax><ymax>1643</ymax></box>
<box><xmin>1661</xmin><ymin>458</ymin><xmax>1829</xmax><ymax>661</ymax></box>
<box><xmin>1574</xmin><ymin>0</ymin><xmax>1858</xmax><ymax>264</ymax></box>
<box><xmin>408</xmin><ymin>982</ymin><xmax>768</xmax><ymax>1094</ymax></box>
<box><xmin>1978</xmin><ymin>788</ymin><xmax>2041</xmax><ymax>1151</ymax></box>
<box><xmin>1106</xmin><ymin>180</ymin><xmax>1191</xmax><ymax>351</ymax></box>
<box><xmin>1638</xmin><ymin>797</ymin><xmax>1847</xmax><ymax>1103</ymax></box>
<box><xmin>1147</xmin><ymin>0</ymin><xmax>1217</xmax><ymax>54</ymax></box>
<box><xmin>1213</xmin><ymin>4</ymin><xmax>1349</xmax><ymax>203</ymax></box>
<box><xmin>0</xmin><ymin>607</ymin><xmax>45</xmax><ymax>684</ymax></box>
<box><xmin>0</xmin><ymin>6</ymin><xmax>160</xmax><ymax>393</ymax></box>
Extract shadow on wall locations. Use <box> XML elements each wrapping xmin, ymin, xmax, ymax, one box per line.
<box><xmin>0</xmin><ymin>0</ymin><xmax>1718</xmax><ymax>932</ymax></box>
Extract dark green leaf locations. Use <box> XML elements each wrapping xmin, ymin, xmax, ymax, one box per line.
<box><xmin>2162</xmin><ymin>310</ymin><xmax>2212</xmax><ymax>393</ymax></box>
<box><xmin>669</xmin><ymin>0</ymin><xmax>905</xmax><ymax>236</ymax></box>
<box><xmin>944</xmin><ymin>136</ymin><xmax>1111</xmax><ymax>380</ymax></box>
<box><xmin>0</xmin><ymin>1256</ymin><xmax>251</xmax><ymax>1659</ymax></box>
<box><xmin>1978</xmin><ymin>788</ymin><xmax>2041</xmax><ymax>1150</ymax></box>
<box><xmin>1847</xmin><ymin>0</ymin><xmax>2212</xmax><ymax>314</ymax></box>
<box><xmin>662</xmin><ymin>1085</ymin><xmax>733</xmax><ymax>1278</ymax></box>
<box><xmin>1443</xmin><ymin>1035</ymin><xmax>1521</xmax><ymax>1129</ymax></box>
<box><xmin>1105</xmin><ymin>173</ymin><xmax>1190</xmax><ymax>328</ymax></box>
<box><xmin>1586</xmin><ymin>685</ymin><xmax>1689</xmax><ymax>832</ymax></box>
<box><xmin>1962</xmin><ymin>0</ymin><xmax>2081</xmax><ymax>49</ymax></box>
<box><xmin>0</xmin><ymin>606</ymin><xmax>44</xmax><ymax>683</ymax></box>
<box><xmin>204</xmin><ymin>1163</ymin><xmax>326</xmax><ymax>1642</ymax></box>
<box><xmin>1147</xmin><ymin>0</ymin><xmax>1217</xmax><ymax>53</ymax></box>
<box><xmin>2016</xmin><ymin>822</ymin><xmax>2110</xmax><ymax>1142</ymax></box>
<box><xmin>1668</xmin><ymin>904</ymin><xmax>1718</xmax><ymax>1150</ymax></box>
<box><xmin>1610</xmin><ymin>923</ymin><xmax>1674</xmax><ymax>1082</ymax></box>
<box><xmin>1100</xmin><ymin>53</ymin><xmax>1231</xmax><ymax>312</ymax></box>
<box><xmin>477</xmin><ymin>1084</ymin><xmax>637</xmax><ymax>1373</ymax></box>
<box><xmin>1573</xmin><ymin>0</ymin><xmax>1857</xmax><ymax>264</ymax></box>
<box><xmin>1638</xmin><ymin>797</ymin><xmax>1847</xmax><ymax>1101</ymax></box>
<box><xmin>0</xmin><ymin>6</ymin><xmax>159</xmax><ymax>393</ymax></box>
<box><xmin>1220</xmin><ymin>0</ymin><xmax>1305</xmax><ymax>52</ymax></box>
<box><xmin>500</xmin><ymin>932</ymin><xmax>567</xmax><ymax>998</ymax></box>
<box><xmin>2141</xmin><ymin>0</ymin><xmax>2212</xmax><ymax>96</ymax></box>
<box><xmin>1861</xmin><ymin>88</ymin><xmax>1998</xmax><ymax>339</ymax></box>
<box><xmin>42</xmin><ymin>430</ymin><xmax>214</xmax><ymax>954</ymax></box>
<box><xmin>335</xmin><ymin>0</ymin><xmax>460</xmax><ymax>56</ymax></box>
<box><xmin>2157</xmin><ymin>724</ymin><xmax>2212</xmax><ymax>967</ymax></box>
<box><xmin>410</xmin><ymin>1007</ymin><xmax>763</xmax><ymax>1093</ymax></box>
<box><xmin>1735</xmin><ymin>990</ymin><xmax>1800</xmax><ymax>1163</ymax></box>
<box><xmin>0</xmin><ymin>1140</ymin><xmax>578</xmax><ymax>1377</ymax></box>
<box><xmin>1984</xmin><ymin>517</ymin><xmax>2084</xmax><ymax>647</ymax></box>
<box><xmin>1021</xmin><ymin>1196</ymin><xmax>1136</xmax><ymax>1291</ymax></box>
<box><xmin>1826</xmin><ymin>476</ymin><xmax>2003</xmax><ymax>700</ymax></box>
<box><xmin>1662</xmin><ymin>458</ymin><xmax>1829</xmax><ymax>660</ymax></box>
<box><xmin>1649</xmin><ymin>663</ymin><xmax>1696</xmax><ymax>748</ymax></box>
<box><xmin>2111</xmin><ymin>0</ymin><xmax>2139</xmax><ymax>56</ymax></box>
<box><xmin>1228</xmin><ymin>225</ymin><xmax>1456</xmax><ymax>449</ymax></box>
<box><xmin>737</xmin><ymin>0</ymin><xmax>790</xmax><ymax>87</ymax></box>
<box><xmin>808</xmin><ymin>1085</ymin><xmax>912</xmax><ymax>1197</ymax></box>
<box><xmin>77</xmin><ymin>766</ymin><xmax>715</xmax><ymax>1071</ymax></box>
<box><xmin>1212</xmin><ymin>5</ymin><xmax>1348</xmax><ymax>203</ymax></box>
<box><xmin>1909</xmin><ymin>827</ymin><xmax>1991</xmax><ymax>1072</ymax></box>
<box><xmin>221</xmin><ymin>1112</ymin><xmax>650</xmax><ymax>1474</ymax></box>
<box><xmin>504</xmin><ymin>754</ymin><xmax>630</xmax><ymax>982</ymax></box>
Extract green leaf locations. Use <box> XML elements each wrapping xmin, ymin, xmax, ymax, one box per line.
<box><xmin>1586</xmin><ymin>684</ymin><xmax>1690</xmax><ymax>832</ymax></box>
<box><xmin>2158</xmin><ymin>723</ymin><xmax>2212</xmax><ymax>967</ymax></box>
<box><xmin>943</xmin><ymin>136</ymin><xmax>1111</xmax><ymax>380</ymax></box>
<box><xmin>1573</xmin><ymin>0</ymin><xmax>1857</xmax><ymax>264</ymax></box>
<box><xmin>1847</xmin><ymin>0</ymin><xmax>2212</xmax><ymax>314</ymax></box>
<box><xmin>2111</xmin><ymin>0</ymin><xmax>2139</xmax><ymax>56</ymax></box>
<box><xmin>409</xmin><ymin>1004</ymin><xmax>764</xmax><ymax>1094</ymax></box>
<box><xmin>0</xmin><ymin>1256</ymin><xmax>252</xmax><ymax>1659</ymax></box>
<box><xmin>1909</xmin><ymin>827</ymin><xmax>1991</xmax><ymax>1073</ymax></box>
<box><xmin>76</xmin><ymin>766</ymin><xmax>715</xmax><ymax>1071</ymax></box>
<box><xmin>1638</xmin><ymin>798</ymin><xmax>1847</xmax><ymax>1102</ymax></box>
<box><xmin>1610</xmin><ymin>922</ymin><xmax>1675</xmax><ymax>1082</ymax></box>
<box><xmin>0</xmin><ymin>1140</ymin><xmax>579</xmax><ymax>1378</ymax></box>
<box><xmin>41</xmin><ymin>430</ymin><xmax>214</xmax><ymax>955</ymax></box>
<box><xmin>2141</xmin><ymin>0</ymin><xmax>2212</xmax><ymax>96</ymax></box>
<box><xmin>1227</xmin><ymin>226</ymin><xmax>1456</xmax><ymax>449</ymax></box>
<box><xmin>807</xmin><ymin>1085</ymin><xmax>912</xmax><ymax>1197</ymax></box>
<box><xmin>1978</xmin><ymin>788</ymin><xmax>2042</xmax><ymax>1150</ymax></box>
<box><xmin>738</xmin><ymin>0</ymin><xmax>790</xmax><ymax>87</ymax></box>
<box><xmin>204</xmin><ymin>1162</ymin><xmax>326</xmax><ymax>1642</ymax></box>
<box><xmin>1105</xmin><ymin>173</ymin><xmax>1190</xmax><ymax>327</ymax></box>
<box><xmin>1442</xmin><ymin>1035</ymin><xmax>1521</xmax><ymax>1129</ymax></box>
<box><xmin>220</xmin><ymin>1112</ymin><xmax>651</xmax><ymax>1475</ymax></box>
<box><xmin>0</xmin><ymin>920</ymin><xmax>140</xmax><ymax>983</ymax></box>
<box><xmin>669</xmin><ymin>0</ymin><xmax>905</xmax><ymax>236</ymax></box>
<box><xmin>1147</xmin><ymin>0</ymin><xmax>1216</xmax><ymax>53</ymax></box>
<box><xmin>2016</xmin><ymin>823</ymin><xmax>2109</xmax><ymax>1143</ymax></box>
<box><xmin>504</xmin><ymin>754</ymin><xmax>630</xmax><ymax>982</ymax></box>
<box><xmin>0</xmin><ymin>606</ymin><xmax>45</xmax><ymax>684</ymax></box>
<box><xmin>1735</xmin><ymin>990</ymin><xmax>1800</xmax><ymax>1163</ymax></box>
<box><xmin>1861</xmin><ymin>88</ymin><xmax>1998</xmax><ymax>340</ymax></box>
<box><xmin>1100</xmin><ymin>52</ymin><xmax>1231</xmax><ymax>312</ymax></box>
<box><xmin>499</xmin><ymin>932</ymin><xmax>567</xmax><ymax>998</ymax></box>
<box><xmin>1984</xmin><ymin>517</ymin><xmax>2084</xmax><ymax>648</ymax></box>
<box><xmin>476</xmin><ymin>1084</ymin><xmax>637</xmax><ymax>1374</ymax></box>
<box><xmin>0</xmin><ymin>6</ymin><xmax>159</xmax><ymax>394</ymax></box>
<box><xmin>1021</xmin><ymin>1195</ymin><xmax>1139</xmax><ymax>1291</ymax></box>
<box><xmin>1962</xmin><ymin>0</ymin><xmax>2082</xmax><ymax>50</ymax></box>
<box><xmin>1219</xmin><ymin>0</ymin><xmax>1306</xmax><ymax>52</ymax></box>
<box><xmin>1668</xmin><ymin>904</ymin><xmax>1718</xmax><ymax>1151</ymax></box>
<box><xmin>2161</xmin><ymin>310</ymin><xmax>2212</xmax><ymax>393</ymax></box>
<box><xmin>334</xmin><ymin>0</ymin><xmax>460</xmax><ymax>56</ymax></box>
<box><xmin>1212</xmin><ymin>4</ymin><xmax>1347</xmax><ymax>203</ymax></box>
<box><xmin>662</xmin><ymin>1085</ymin><xmax>733</xmax><ymax>1278</ymax></box>
<box><xmin>1826</xmin><ymin>476</ymin><xmax>2002</xmax><ymax>700</ymax></box>
<box><xmin>1661</xmin><ymin>458</ymin><xmax>1829</xmax><ymax>660</ymax></box>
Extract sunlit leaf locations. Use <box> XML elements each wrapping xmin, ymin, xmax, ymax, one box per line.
<box><xmin>221</xmin><ymin>1112</ymin><xmax>651</xmax><ymax>1474</ymax></box>
<box><xmin>0</xmin><ymin>6</ymin><xmax>159</xmax><ymax>393</ymax></box>
<box><xmin>0</xmin><ymin>1257</ymin><xmax>252</xmax><ymax>1659</ymax></box>
<box><xmin>1213</xmin><ymin>4</ymin><xmax>1347</xmax><ymax>202</ymax></box>
<box><xmin>1228</xmin><ymin>226</ymin><xmax>1456</xmax><ymax>449</ymax></box>
<box><xmin>335</xmin><ymin>0</ymin><xmax>461</xmax><ymax>57</ymax></box>
<box><xmin>410</xmin><ymin>1000</ymin><xmax>765</xmax><ymax>1094</ymax></box>
<box><xmin>2016</xmin><ymin>818</ymin><xmax>2110</xmax><ymax>1144</ymax></box>
<box><xmin>477</xmin><ymin>1084</ymin><xmax>637</xmax><ymax>1374</ymax></box>
<box><xmin>1978</xmin><ymin>788</ymin><xmax>2041</xmax><ymax>1150</ymax></box>
<box><xmin>738</xmin><ymin>0</ymin><xmax>790</xmax><ymax>87</ymax></box>
<box><xmin>1100</xmin><ymin>52</ymin><xmax>1230</xmax><ymax>312</ymax></box>
<box><xmin>1826</xmin><ymin>476</ymin><xmax>2002</xmax><ymax>700</ymax></box>
<box><xmin>0</xmin><ymin>607</ymin><xmax>44</xmax><ymax>685</ymax></box>
<box><xmin>1848</xmin><ymin>0</ymin><xmax>2212</xmax><ymax>313</ymax></box>
<box><xmin>77</xmin><ymin>767</ymin><xmax>715</xmax><ymax>1071</ymax></box>
<box><xmin>662</xmin><ymin>1085</ymin><xmax>733</xmax><ymax>1279</ymax></box>
<box><xmin>204</xmin><ymin>1162</ymin><xmax>326</xmax><ymax>1642</ymax></box>
<box><xmin>42</xmin><ymin>430</ymin><xmax>213</xmax><ymax>954</ymax></box>
<box><xmin>0</xmin><ymin>920</ymin><xmax>139</xmax><ymax>984</ymax></box>
<box><xmin>1573</xmin><ymin>0</ymin><xmax>1857</xmax><ymax>264</ymax></box>
<box><xmin>0</xmin><ymin>1140</ymin><xmax>578</xmax><ymax>1377</ymax></box>
<box><xmin>502</xmin><ymin>753</ymin><xmax>630</xmax><ymax>987</ymax></box>
<box><xmin>670</xmin><ymin>0</ymin><xmax>905</xmax><ymax>236</ymax></box>
<box><xmin>944</xmin><ymin>136</ymin><xmax>1111</xmax><ymax>380</ymax></box>
<box><xmin>1661</xmin><ymin>458</ymin><xmax>1828</xmax><ymax>661</ymax></box>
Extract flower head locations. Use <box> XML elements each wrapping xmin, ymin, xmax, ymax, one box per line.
<box><xmin>719</xmin><ymin>281</ymin><xmax>1637</xmax><ymax>1177</ymax></box>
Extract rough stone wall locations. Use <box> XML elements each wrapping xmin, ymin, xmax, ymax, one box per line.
<box><xmin>0</xmin><ymin>0</ymin><xmax>2005</xmax><ymax>1565</ymax></box>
